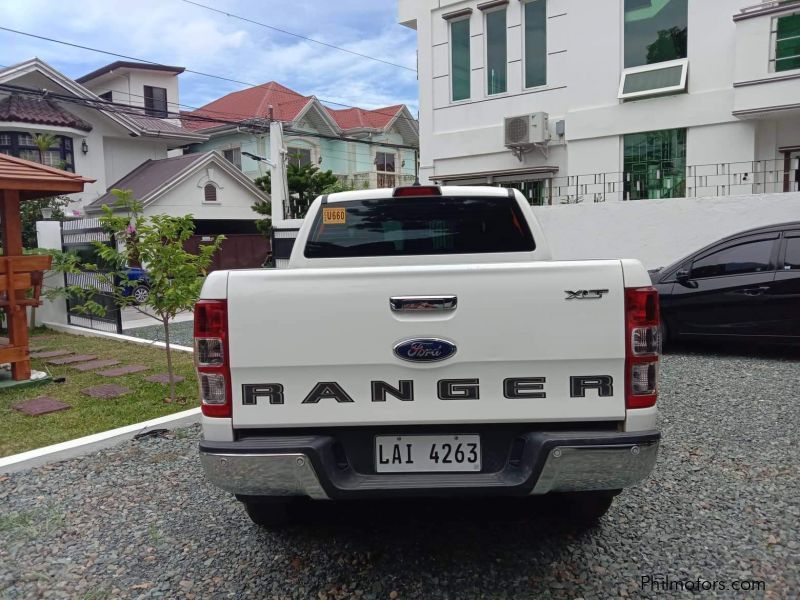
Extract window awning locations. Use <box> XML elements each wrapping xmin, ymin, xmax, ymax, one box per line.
<box><xmin>432</xmin><ymin>165</ymin><xmax>559</xmax><ymax>185</ymax></box>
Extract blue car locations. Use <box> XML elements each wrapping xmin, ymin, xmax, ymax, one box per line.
<box><xmin>121</xmin><ymin>266</ymin><xmax>150</xmax><ymax>304</ymax></box>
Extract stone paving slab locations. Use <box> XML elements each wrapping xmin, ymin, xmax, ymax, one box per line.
<box><xmin>145</xmin><ymin>374</ymin><xmax>186</xmax><ymax>384</ymax></box>
<box><xmin>13</xmin><ymin>396</ymin><xmax>71</xmax><ymax>416</ymax></box>
<box><xmin>70</xmin><ymin>359</ymin><xmax>121</xmax><ymax>372</ymax></box>
<box><xmin>98</xmin><ymin>365</ymin><xmax>149</xmax><ymax>377</ymax></box>
<box><xmin>45</xmin><ymin>355</ymin><xmax>98</xmax><ymax>366</ymax></box>
<box><xmin>81</xmin><ymin>384</ymin><xmax>131</xmax><ymax>399</ymax></box>
<box><xmin>30</xmin><ymin>350</ymin><xmax>72</xmax><ymax>359</ymax></box>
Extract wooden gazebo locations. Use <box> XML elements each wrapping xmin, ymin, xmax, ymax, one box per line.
<box><xmin>0</xmin><ymin>154</ymin><xmax>94</xmax><ymax>381</ymax></box>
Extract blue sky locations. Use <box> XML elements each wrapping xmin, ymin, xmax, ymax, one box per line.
<box><xmin>0</xmin><ymin>0</ymin><xmax>419</xmax><ymax>114</ymax></box>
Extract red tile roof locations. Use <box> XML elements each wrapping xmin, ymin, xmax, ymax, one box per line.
<box><xmin>325</xmin><ymin>105</ymin><xmax>403</xmax><ymax>130</ymax></box>
<box><xmin>181</xmin><ymin>82</ymin><xmax>404</xmax><ymax>133</ymax></box>
<box><xmin>181</xmin><ymin>82</ymin><xmax>310</xmax><ymax>131</ymax></box>
<box><xmin>0</xmin><ymin>94</ymin><xmax>93</xmax><ymax>132</ymax></box>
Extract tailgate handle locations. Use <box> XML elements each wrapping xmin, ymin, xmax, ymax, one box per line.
<box><xmin>390</xmin><ymin>295</ymin><xmax>457</xmax><ymax>312</ymax></box>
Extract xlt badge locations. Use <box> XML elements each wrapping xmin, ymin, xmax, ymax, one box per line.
<box><xmin>565</xmin><ymin>289</ymin><xmax>609</xmax><ymax>300</ymax></box>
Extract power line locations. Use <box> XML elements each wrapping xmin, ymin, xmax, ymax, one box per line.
<box><xmin>0</xmin><ymin>82</ymin><xmax>419</xmax><ymax>151</ymax></box>
<box><xmin>0</xmin><ymin>26</ymin><xmax>416</xmax><ymax>122</ymax></box>
<box><xmin>180</xmin><ymin>0</ymin><xmax>416</xmax><ymax>73</ymax></box>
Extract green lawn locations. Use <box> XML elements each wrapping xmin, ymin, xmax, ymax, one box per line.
<box><xmin>0</xmin><ymin>329</ymin><xmax>198</xmax><ymax>458</ymax></box>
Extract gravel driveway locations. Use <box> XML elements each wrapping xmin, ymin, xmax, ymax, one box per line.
<box><xmin>1</xmin><ymin>349</ymin><xmax>798</xmax><ymax>599</ymax></box>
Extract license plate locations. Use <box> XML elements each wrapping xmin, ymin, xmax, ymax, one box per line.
<box><xmin>375</xmin><ymin>435</ymin><xmax>481</xmax><ymax>473</ymax></box>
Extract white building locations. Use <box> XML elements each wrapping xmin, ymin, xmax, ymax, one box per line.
<box><xmin>398</xmin><ymin>0</ymin><xmax>800</xmax><ymax>204</ymax></box>
<box><xmin>0</xmin><ymin>59</ymin><xmax>207</xmax><ymax>212</ymax></box>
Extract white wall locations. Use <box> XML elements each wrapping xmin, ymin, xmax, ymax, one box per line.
<box><xmin>35</xmin><ymin>220</ymin><xmax>68</xmax><ymax>326</ymax></box>
<box><xmin>143</xmin><ymin>163</ymin><xmax>263</xmax><ymax>220</ymax></box>
<box><xmin>84</xmin><ymin>69</ymin><xmax>181</xmax><ymax>117</ymax></box>
<box><xmin>534</xmin><ymin>192</ymin><xmax>800</xmax><ymax>269</ymax></box>
<box><xmin>403</xmin><ymin>0</ymin><xmax>796</xmax><ymax>188</ymax></box>
<box><xmin>102</xmin><ymin>137</ymin><xmax>167</xmax><ymax>191</ymax></box>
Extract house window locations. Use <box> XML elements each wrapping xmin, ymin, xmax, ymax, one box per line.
<box><xmin>524</xmin><ymin>0</ymin><xmax>547</xmax><ymax>88</ymax></box>
<box><xmin>143</xmin><ymin>85</ymin><xmax>168</xmax><ymax>118</ymax></box>
<box><xmin>486</xmin><ymin>8</ymin><xmax>508</xmax><ymax>94</ymax></box>
<box><xmin>287</xmin><ymin>146</ymin><xmax>312</xmax><ymax>168</ymax></box>
<box><xmin>375</xmin><ymin>151</ymin><xmax>396</xmax><ymax>187</ymax></box>
<box><xmin>623</xmin><ymin>128</ymin><xmax>686</xmax><ymax>200</ymax></box>
<box><xmin>772</xmin><ymin>13</ymin><xmax>800</xmax><ymax>72</ymax></box>
<box><xmin>223</xmin><ymin>147</ymin><xmax>242</xmax><ymax>169</ymax></box>
<box><xmin>0</xmin><ymin>131</ymin><xmax>74</xmax><ymax>171</ymax></box>
<box><xmin>204</xmin><ymin>184</ymin><xmax>218</xmax><ymax>202</ymax></box>
<box><xmin>624</xmin><ymin>0</ymin><xmax>687</xmax><ymax>68</ymax></box>
<box><xmin>451</xmin><ymin>18</ymin><xmax>471</xmax><ymax>101</ymax></box>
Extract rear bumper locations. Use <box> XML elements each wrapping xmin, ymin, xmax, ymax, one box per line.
<box><xmin>199</xmin><ymin>429</ymin><xmax>660</xmax><ymax>499</ymax></box>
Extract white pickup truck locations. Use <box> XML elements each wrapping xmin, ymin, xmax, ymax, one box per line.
<box><xmin>195</xmin><ymin>185</ymin><xmax>661</xmax><ymax>528</ymax></box>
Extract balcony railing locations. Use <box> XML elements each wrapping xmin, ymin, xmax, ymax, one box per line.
<box><xmin>337</xmin><ymin>172</ymin><xmax>417</xmax><ymax>190</ymax></box>
<box><xmin>532</xmin><ymin>158</ymin><xmax>798</xmax><ymax>205</ymax></box>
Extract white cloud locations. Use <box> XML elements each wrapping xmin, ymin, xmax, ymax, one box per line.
<box><xmin>0</xmin><ymin>0</ymin><xmax>418</xmax><ymax>113</ymax></box>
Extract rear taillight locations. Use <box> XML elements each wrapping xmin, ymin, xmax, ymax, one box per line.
<box><xmin>625</xmin><ymin>287</ymin><xmax>660</xmax><ymax>409</ymax></box>
<box><xmin>194</xmin><ymin>299</ymin><xmax>231</xmax><ymax>418</ymax></box>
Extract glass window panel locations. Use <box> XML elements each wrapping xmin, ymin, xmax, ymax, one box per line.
<box><xmin>777</xmin><ymin>13</ymin><xmax>800</xmax><ymax>39</ymax></box>
<box><xmin>776</xmin><ymin>53</ymin><xmax>800</xmax><ymax>69</ymax></box>
<box><xmin>776</xmin><ymin>23</ymin><xmax>800</xmax><ymax>72</ymax></box>
<box><xmin>691</xmin><ymin>239</ymin><xmax>776</xmax><ymax>279</ymax></box>
<box><xmin>777</xmin><ymin>36</ymin><xmax>800</xmax><ymax>58</ymax></box>
<box><xmin>376</xmin><ymin>152</ymin><xmax>395</xmax><ymax>172</ymax></box>
<box><xmin>223</xmin><ymin>147</ymin><xmax>242</xmax><ymax>169</ymax></box>
<box><xmin>486</xmin><ymin>9</ymin><xmax>507</xmax><ymax>95</ymax></box>
<box><xmin>622</xmin><ymin>64</ymin><xmax>683</xmax><ymax>94</ymax></box>
<box><xmin>144</xmin><ymin>85</ymin><xmax>168</xmax><ymax>118</ymax></box>
<box><xmin>451</xmin><ymin>19</ymin><xmax>471</xmax><ymax>101</ymax></box>
<box><xmin>776</xmin><ymin>55</ymin><xmax>800</xmax><ymax>71</ymax></box>
<box><xmin>41</xmin><ymin>150</ymin><xmax>62</xmax><ymax>167</ymax></box>
<box><xmin>784</xmin><ymin>236</ymin><xmax>800</xmax><ymax>270</ymax></box>
<box><xmin>18</xmin><ymin>134</ymin><xmax>35</xmax><ymax>147</ymax></box>
<box><xmin>0</xmin><ymin>133</ymin><xmax>10</xmax><ymax>145</ymax></box>
<box><xmin>524</xmin><ymin>0</ymin><xmax>547</xmax><ymax>88</ymax></box>
<box><xmin>623</xmin><ymin>128</ymin><xmax>686</xmax><ymax>200</ymax></box>
<box><xmin>624</xmin><ymin>0</ymin><xmax>688</xmax><ymax>68</ymax></box>
<box><xmin>287</xmin><ymin>147</ymin><xmax>311</xmax><ymax>168</ymax></box>
<box><xmin>305</xmin><ymin>196</ymin><xmax>535</xmax><ymax>258</ymax></box>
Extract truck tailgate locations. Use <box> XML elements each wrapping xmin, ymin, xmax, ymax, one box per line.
<box><xmin>226</xmin><ymin>260</ymin><xmax>626</xmax><ymax>428</ymax></box>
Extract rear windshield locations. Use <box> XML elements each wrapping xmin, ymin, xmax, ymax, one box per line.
<box><xmin>304</xmin><ymin>196</ymin><xmax>536</xmax><ymax>258</ymax></box>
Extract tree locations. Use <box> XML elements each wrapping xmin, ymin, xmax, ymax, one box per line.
<box><xmin>20</xmin><ymin>195</ymin><xmax>72</xmax><ymax>249</ymax></box>
<box><xmin>58</xmin><ymin>190</ymin><xmax>223</xmax><ymax>402</ymax></box>
<box><xmin>32</xmin><ymin>133</ymin><xmax>58</xmax><ymax>166</ymax></box>
<box><xmin>254</xmin><ymin>161</ymin><xmax>339</xmax><ymax>221</ymax></box>
<box><xmin>252</xmin><ymin>176</ymin><xmax>273</xmax><ymax>237</ymax></box>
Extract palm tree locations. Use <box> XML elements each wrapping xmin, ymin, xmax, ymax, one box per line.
<box><xmin>31</xmin><ymin>133</ymin><xmax>58</xmax><ymax>166</ymax></box>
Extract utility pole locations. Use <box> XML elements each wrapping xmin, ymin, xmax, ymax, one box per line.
<box><xmin>269</xmin><ymin>120</ymin><xmax>288</xmax><ymax>222</ymax></box>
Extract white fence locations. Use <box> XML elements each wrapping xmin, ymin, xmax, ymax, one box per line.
<box><xmin>533</xmin><ymin>192</ymin><xmax>800</xmax><ymax>269</ymax></box>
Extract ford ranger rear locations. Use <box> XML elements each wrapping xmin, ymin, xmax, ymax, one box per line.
<box><xmin>195</xmin><ymin>185</ymin><xmax>661</xmax><ymax>527</ymax></box>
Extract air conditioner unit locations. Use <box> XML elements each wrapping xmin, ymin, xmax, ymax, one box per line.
<box><xmin>504</xmin><ymin>112</ymin><xmax>551</xmax><ymax>147</ymax></box>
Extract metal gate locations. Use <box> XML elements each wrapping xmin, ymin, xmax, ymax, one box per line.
<box><xmin>271</xmin><ymin>226</ymin><xmax>300</xmax><ymax>268</ymax></box>
<box><xmin>61</xmin><ymin>218</ymin><xmax>123</xmax><ymax>334</ymax></box>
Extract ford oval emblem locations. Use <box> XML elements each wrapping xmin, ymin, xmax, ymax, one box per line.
<box><xmin>393</xmin><ymin>338</ymin><xmax>457</xmax><ymax>363</ymax></box>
